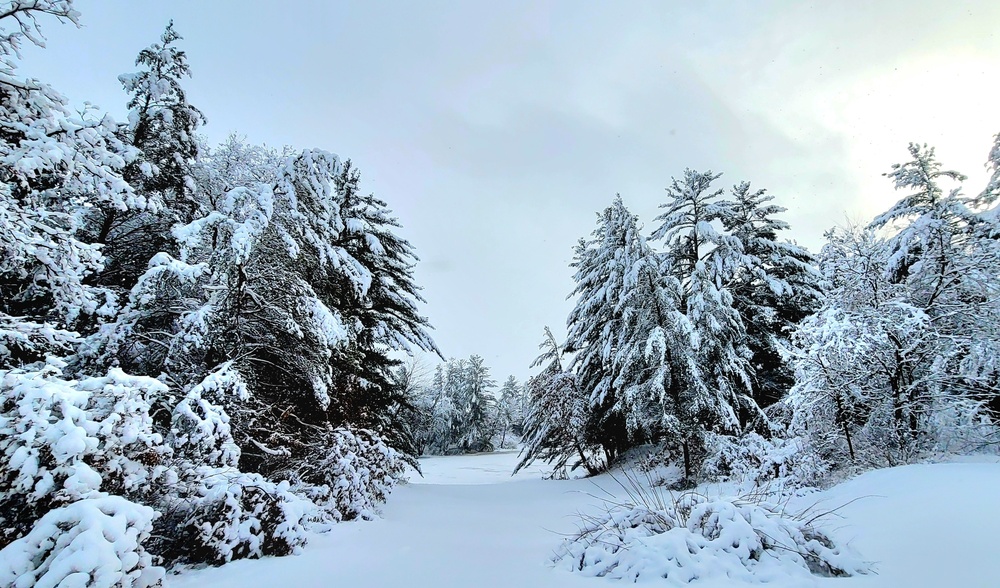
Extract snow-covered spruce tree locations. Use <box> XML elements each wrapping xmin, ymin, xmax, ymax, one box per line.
<box><xmin>83</xmin><ymin>21</ymin><xmax>206</xmax><ymax>293</ymax></box>
<box><xmin>453</xmin><ymin>354</ymin><xmax>498</xmax><ymax>452</ymax></box>
<box><xmin>649</xmin><ymin>170</ymin><xmax>757</xmax><ymax>466</ymax></box>
<box><xmin>720</xmin><ymin>182</ymin><xmax>822</xmax><ymax>409</ymax></box>
<box><xmin>516</xmin><ymin>327</ymin><xmax>601</xmax><ymax>476</ymax></box>
<box><xmin>389</xmin><ymin>356</ymin><xmax>431</xmax><ymax>451</ymax></box>
<box><xmin>408</xmin><ymin>363</ymin><xmax>456</xmax><ymax>454</ymax></box>
<box><xmin>401</xmin><ymin>355</ymin><xmax>510</xmax><ymax>455</ymax></box>
<box><xmin>565</xmin><ymin>196</ymin><xmax>655</xmax><ymax>466</ymax></box>
<box><xmin>328</xmin><ymin>160</ymin><xmax>441</xmax><ymax>455</ymax></box>
<box><xmin>496</xmin><ymin>375</ymin><xmax>525</xmax><ymax>447</ymax></box>
<box><xmin>616</xmin><ymin>237</ymin><xmax>709</xmax><ymax>481</ymax></box>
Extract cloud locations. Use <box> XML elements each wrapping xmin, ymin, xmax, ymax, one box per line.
<box><xmin>20</xmin><ymin>0</ymin><xmax>1000</xmax><ymax>383</ymax></box>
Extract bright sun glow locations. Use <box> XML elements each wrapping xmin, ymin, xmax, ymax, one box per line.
<box><xmin>820</xmin><ymin>53</ymin><xmax>1000</xmax><ymax>215</ymax></box>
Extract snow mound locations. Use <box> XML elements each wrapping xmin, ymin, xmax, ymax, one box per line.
<box><xmin>0</xmin><ymin>494</ymin><xmax>164</xmax><ymax>588</ymax></box>
<box><xmin>555</xmin><ymin>490</ymin><xmax>869</xmax><ymax>584</ymax></box>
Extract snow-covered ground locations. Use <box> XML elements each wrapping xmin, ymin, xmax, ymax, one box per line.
<box><xmin>171</xmin><ymin>452</ymin><xmax>1000</xmax><ymax>587</ymax></box>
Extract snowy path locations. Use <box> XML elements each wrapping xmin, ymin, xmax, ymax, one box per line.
<box><xmin>171</xmin><ymin>453</ymin><xmax>1000</xmax><ymax>588</ymax></box>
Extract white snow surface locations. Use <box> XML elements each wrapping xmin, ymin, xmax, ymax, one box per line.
<box><xmin>170</xmin><ymin>451</ymin><xmax>1000</xmax><ymax>588</ymax></box>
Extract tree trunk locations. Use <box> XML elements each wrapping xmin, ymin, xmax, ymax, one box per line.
<box><xmin>834</xmin><ymin>393</ymin><xmax>855</xmax><ymax>460</ymax></box>
<box><xmin>682</xmin><ymin>439</ymin><xmax>691</xmax><ymax>480</ymax></box>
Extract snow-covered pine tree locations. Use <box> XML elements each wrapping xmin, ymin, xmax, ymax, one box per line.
<box><xmin>565</xmin><ymin>195</ymin><xmax>651</xmax><ymax>465</ymax></box>
<box><xmin>615</xmin><ymin>237</ymin><xmax>708</xmax><ymax>480</ymax></box>
<box><xmin>453</xmin><ymin>354</ymin><xmax>498</xmax><ymax>452</ymax></box>
<box><xmin>120</xmin><ymin>21</ymin><xmax>205</xmax><ymax>211</ymax></box>
<box><xmin>412</xmin><ymin>363</ymin><xmax>456</xmax><ymax>454</ymax></box>
<box><xmin>496</xmin><ymin>375</ymin><xmax>525</xmax><ymax>446</ymax></box>
<box><xmin>403</xmin><ymin>355</ymin><xmax>507</xmax><ymax>455</ymax></box>
<box><xmin>84</xmin><ymin>140</ymin><xmax>434</xmax><ymax>479</ymax></box>
<box><xmin>719</xmin><ymin>182</ymin><xmax>822</xmax><ymax>409</ymax></box>
<box><xmin>329</xmin><ymin>160</ymin><xmax>440</xmax><ymax>455</ymax></box>
<box><xmin>650</xmin><ymin>170</ymin><xmax>755</xmax><ymax>443</ymax></box>
<box><xmin>84</xmin><ymin>21</ymin><xmax>206</xmax><ymax>292</ymax></box>
<box><xmin>871</xmin><ymin>143</ymin><xmax>968</xmax><ymax>290</ymax></box>
<box><xmin>977</xmin><ymin>133</ymin><xmax>1000</xmax><ymax>208</ymax></box>
<box><xmin>516</xmin><ymin>327</ymin><xmax>600</xmax><ymax>475</ymax></box>
<box><xmin>651</xmin><ymin>169</ymin><xmax>729</xmax><ymax>283</ymax></box>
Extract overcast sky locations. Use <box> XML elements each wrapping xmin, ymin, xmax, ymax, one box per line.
<box><xmin>21</xmin><ymin>0</ymin><xmax>1000</xmax><ymax>383</ymax></box>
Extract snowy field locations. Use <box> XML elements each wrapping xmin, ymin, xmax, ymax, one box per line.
<box><xmin>171</xmin><ymin>452</ymin><xmax>1000</xmax><ymax>588</ymax></box>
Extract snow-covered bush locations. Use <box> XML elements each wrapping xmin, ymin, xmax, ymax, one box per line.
<box><xmin>701</xmin><ymin>432</ymin><xmax>831</xmax><ymax>490</ymax></box>
<box><xmin>154</xmin><ymin>468</ymin><xmax>312</xmax><ymax>565</ymax></box>
<box><xmin>555</xmin><ymin>479</ymin><xmax>868</xmax><ymax>583</ymax></box>
<box><xmin>0</xmin><ymin>362</ymin><xmax>170</xmax><ymax>544</ymax></box>
<box><xmin>149</xmin><ymin>365</ymin><xmax>313</xmax><ymax>564</ymax></box>
<box><xmin>167</xmin><ymin>363</ymin><xmax>247</xmax><ymax>467</ymax></box>
<box><xmin>0</xmin><ymin>360</ymin><xmax>314</xmax><ymax>567</ymax></box>
<box><xmin>0</xmin><ymin>319</ymin><xmax>79</xmax><ymax>370</ymax></box>
<box><xmin>0</xmin><ymin>494</ymin><xmax>164</xmax><ymax>588</ymax></box>
<box><xmin>291</xmin><ymin>427</ymin><xmax>407</xmax><ymax>522</ymax></box>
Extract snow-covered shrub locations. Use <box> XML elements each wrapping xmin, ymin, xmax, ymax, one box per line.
<box><xmin>621</xmin><ymin>444</ymin><xmax>683</xmax><ymax>487</ymax></box>
<box><xmin>0</xmin><ymin>494</ymin><xmax>164</xmax><ymax>588</ymax></box>
<box><xmin>702</xmin><ymin>432</ymin><xmax>831</xmax><ymax>490</ymax></box>
<box><xmin>926</xmin><ymin>398</ymin><xmax>998</xmax><ymax>455</ymax></box>
<box><xmin>555</xmin><ymin>480</ymin><xmax>868</xmax><ymax>583</ymax></box>
<box><xmin>0</xmin><ymin>362</ymin><xmax>170</xmax><ymax>544</ymax></box>
<box><xmin>154</xmin><ymin>468</ymin><xmax>312</xmax><ymax>565</ymax></box>
<box><xmin>146</xmin><ymin>365</ymin><xmax>312</xmax><ymax>564</ymax></box>
<box><xmin>167</xmin><ymin>363</ymin><xmax>248</xmax><ymax>467</ymax></box>
<box><xmin>0</xmin><ymin>319</ymin><xmax>80</xmax><ymax>370</ymax></box>
<box><xmin>291</xmin><ymin>427</ymin><xmax>407</xmax><ymax>522</ymax></box>
<box><xmin>0</xmin><ymin>359</ymin><xmax>312</xmax><ymax>568</ymax></box>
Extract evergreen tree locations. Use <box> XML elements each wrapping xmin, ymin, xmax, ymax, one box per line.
<box><xmin>496</xmin><ymin>375</ymin><xmax>525</xmax><ymax>445</ymax></box>
<box><xmin>650</xmin><ymin>170</ymin><xmax>754</xmax><ymax>438</ymax></box>
<box><xmin>516</xmin><ymin>327</ymin><xmax>599</xmax><ymax>475</ymax></box>
<box><xmin>565</xmin><ymin>195</ymin><xmax>649</xmax><ymax>464</ymax></box>
<box><xmin>85</xmin><ymin>22</ymin><xmax>206</xmax><ymax>292</ymax></box>
<box><xmin>330</xmin><ymin>161</ymin><xmax>440</xmax><ymax>451</ymax></box>
<box><xmin>871</xmin><ymin>143</ymin><xmax>970</xmax><ymax>292</ymax></box>
<box><xmin>720</xmin><ymin>182</ymin><xmax>822</xmax><ymax>408</ymax></box>
<box><xmin>616</xmin><ymin>242</ymin><xmax>707</xmax><ymax>480</ymax></box>
<box><xmin>120</xmin><ymin>20</ymin><xmax>205</xmax><ymax>215</ymax></box>
<box><xmin>454</xmin><ymin>355</ymin><xmax>497</xmax><ymax>452</ymax></box>
<box><xmin>651</xmin><ymin>169</ymin><xmax>729</xmax><ymax>282</ymax></box>
<box><xmin>1</xmin><ymin>3</ymin><xmax>434</xmax><ymax>572</ymax></box>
